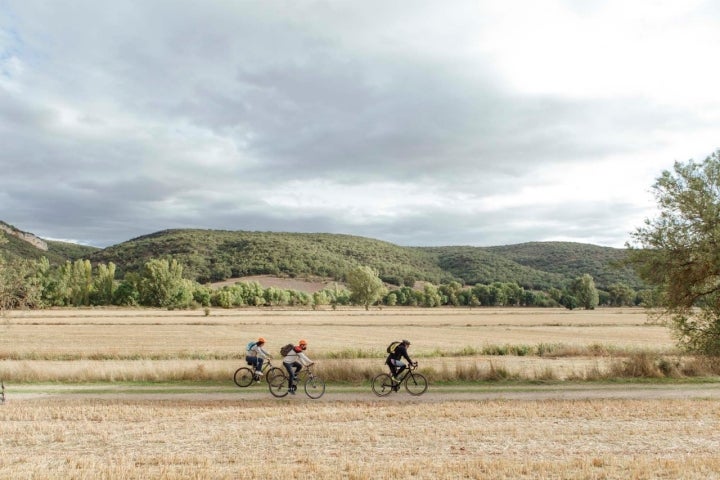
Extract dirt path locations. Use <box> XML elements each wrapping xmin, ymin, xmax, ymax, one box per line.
<box><xmin>5</xmin><ymin>382</ymin><xmax>720</xmax><ymax>403</ymax></box>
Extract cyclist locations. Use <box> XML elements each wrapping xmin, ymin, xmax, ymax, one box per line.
<box><xmin>283</xmin><ymin>339</ymin><xmax>313</xmax><ymax>394</ymax></box>
<box><xmin>386</xmin><ymin>339</ymin><xmax>414</xmax><ymax>382</ymax></box>
<box><xmin>246</xmin><ymin>337</ymin><xmax>272</xmax><ymax>380</ymax></box>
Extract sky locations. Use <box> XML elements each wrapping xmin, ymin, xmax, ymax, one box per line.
<box><xmin>1</xmin><ymin>1</ymin><xmax>719</xmax><ymax>249</ymax></box>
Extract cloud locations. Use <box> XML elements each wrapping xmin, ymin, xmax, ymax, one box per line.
<box><xmin>1</xmin><ymin>0</ymin><xmax>719</xmax><ymax>248</ymax></box>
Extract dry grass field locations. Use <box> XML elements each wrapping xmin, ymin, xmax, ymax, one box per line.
<box><xmin>2</xmin><ymin>307</ymin><xmax>720</xmax><ymax>479</ymax></box>
<box><xmin>1</xmin><ymin>397</ymin><xmax>720</xmax><ymax>479</ymax></box>
<box><xmin>0</xmin><ymin>306</ymin><xmax>677</xmax><ymax>382</ymax></box>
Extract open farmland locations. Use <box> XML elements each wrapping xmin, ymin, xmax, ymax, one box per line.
<box><xmin>0</xmin><ymin>307</ymin><xmax>676</xmax><ymax>382</ymax></box>
<box><xmin>2</xmin><ymin>307</ymin><xmax>720</xmax><ymax>479</ymax></box>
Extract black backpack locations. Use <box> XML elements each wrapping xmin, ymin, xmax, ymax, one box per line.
<box><xmin>280</xmin><ymin>343</ymin><xmax>294</xmax><ymax>356</ymax></box>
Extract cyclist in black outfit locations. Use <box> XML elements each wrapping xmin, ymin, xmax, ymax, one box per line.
<box><xmin>386</xmin><ymin>339</ymin><xmax>413</xmax><ymax>382</ymax></box>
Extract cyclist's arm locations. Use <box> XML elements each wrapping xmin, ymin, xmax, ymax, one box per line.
<box><xmin>298</xmin><ymin>352</ymin><xmax>312</xmax><ymax>365</ymax></box>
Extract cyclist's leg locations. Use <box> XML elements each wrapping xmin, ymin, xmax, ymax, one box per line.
<box><xmin>386</xmin><ymin>357</ymin><xmax>397</xmax><ymax>377</ymax></box>
<box><xmin>394</xmin><ymin>360</ymin><xmax>407</xmax><ymax>379</ymax></box>
<box><xmin>283</xmin><ymin>362</ymin><xmax>294</xmax><ymax>387</ymax></box>
<box><xmin>255</xmin><ymin>357</ymin><xmax>264</xmax><ymax>373</ymax></box>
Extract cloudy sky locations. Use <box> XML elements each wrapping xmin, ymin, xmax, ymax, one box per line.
<box><xmin>1</xmin><ymin>1</ymin><xmax>718</xmax><ymax>249</ymax></box>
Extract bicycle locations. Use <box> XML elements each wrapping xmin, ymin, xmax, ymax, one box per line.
<box><xmin>268</xmin><ymin>364</ymin><xmax>326</xmax><ymax>399</ymax></box>
<box><xmin>372</xmin><ymin>362</ymin><xmax>427</xmax><ymax>396</ymax></box>
<box><xmin>233</xmin><ymin>359</ymin><xmax>284</xmax><ymax>387</ymax></box>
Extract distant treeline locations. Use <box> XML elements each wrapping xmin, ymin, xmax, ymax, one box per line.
<box><xmin>0</xmin><ymin>255</ymin><xmax>655</xmax><ymax>311</ymax></box>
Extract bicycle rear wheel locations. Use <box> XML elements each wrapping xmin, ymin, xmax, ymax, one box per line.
<box><xmin>304</xmin><ymin>375</ymin><xmax>326</xmax><ymax>399</ymax></box>
<box><xmin>268</xmin><ymin>373</ymin><xmax>290</xmax><ymax>398</ymax></box>
<box><xmin>233</xmin><ymin>367</ymin><xmax>254</xmax><ymax>387</ymax></box>
<box><xmin>404</xmin><ymin>372</ymin><xmax>428</xmax><ymax>396</ymax></box>
<box><xmin>371</xmin><ymin>373</ymin><xmax>394</xmax><ymax>396</ymax></box>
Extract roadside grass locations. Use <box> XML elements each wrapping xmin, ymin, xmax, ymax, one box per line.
<box><xmin>3</xmin><ymin>351</ymin><xmax>719</xmax><ymax>384</ymax></box>
<box><xmin>0</xmin><ymin>343</ymin><xmax>680</xmax><ymax>361</ymax></box>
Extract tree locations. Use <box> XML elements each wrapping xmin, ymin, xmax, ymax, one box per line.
<box><xmin>569</xmin><ymin>274</ymin><xmax>599</xmax><ymax>310</ymax></box>
<box><xmin>139</xmin><ymin>258</ymin><xmax>193</xmax><ymax>308</ymax></box>
<box><xmin>0</xmin><ymin>256</ymin><xmax>41</xmax><ymax>310</ymax></box>
<box><xmin>627</xmin><ymin>150</ymin><xmax>720</xmax><ymax>354</ymax></box>
<box><xmin>346</xmin><ymin>265</ymin><xmax>387</xmax><ymax>310</ymax></box>
<box><xmin>92</xmin><ymin>262</ymin><xmax>116</xmax><ymax>305</ymax></box>
<box><xmin>607</xmin><ymin>282</ymin><xmax>636</xmax><ymax>307</ymax></box>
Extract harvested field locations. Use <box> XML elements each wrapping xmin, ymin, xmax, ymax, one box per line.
<box><xmin>0</xmin><ymin>307</ymin><xmax>672</xmax><ymax>355</ymax></box>
<box><xmin>0</xmin><ymin>307</ymin><xmax>676</xmax><ymax>382</ymax></box>
<box><xmin>1</xmin><ymin>307</ymin><xmax>719</xmax><ymax>479</ymax></box>
<box><xmin>1</xmin><ymin>397</ymin><xmax>719</xmax><ymax>479</ymax></box>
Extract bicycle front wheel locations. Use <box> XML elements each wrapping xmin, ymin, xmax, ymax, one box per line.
<box><xmin>266</xmin><ymin>367</ymin><xmax>285</xmax><ymax>384</ymax></box>
<box><xmin>268</xmin><ymin>373</ymin><xmax>290</xmax><ymax>398</ymax></box>
<box><xmin>404</xmin><ymin>372</ymin><xmax>428</xmax><ymax>396</ymax></box>
<box><xmin>304</xmin><ymin>375</ymin><xmax>326</xmax><ymax>399</ymax></box>
<box><xmin>233</xmin><ymin>367</ymin><xmax>254</xmax><ymax>387</ymax></box>
<box><xmin>371</xmin><ymin>373</ymin><xmax>394</xmax><ymax>397</ymax></box>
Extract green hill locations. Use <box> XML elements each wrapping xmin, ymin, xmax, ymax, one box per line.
<box><xmin>88</xmin><ymin>229</ymin><xmax>452</xmax><ymax>285</ymax></box>
<box><xmin>417</xmin><ymin>246</ymin><xmax>568</xmax><ymax>290</ymax></box>
<box><xmin>0</xmin><ymin>221</ymin><xmax>99</xmax><ymax>264</ymax></box>
<box><xmin>486</xmin><ymin>242</ymin><xmax>642</xmax><ymax>289</ymax></box>
<box><xmin>2</xmin><ymin>223</ymin><xmax>643</xmax><ymax>291</ymax></box>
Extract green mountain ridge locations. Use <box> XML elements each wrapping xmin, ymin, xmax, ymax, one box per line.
<box><xmin>1</xmin><ymin>224</ymin><xmax>643</xmax><ymax>291</ymax></box>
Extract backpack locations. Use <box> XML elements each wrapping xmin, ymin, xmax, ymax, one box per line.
<box><xmin>387</xmin><ymin>341</ymin><xmax>401</xmax><ymax>354</ymax></box>
<box><xmin>246</xmin><ymin>341</ymin><xmax>257</xmax><ymax>352</ymax></box>
<box><xmin>280</xmin><ymin>343</ymin><xmax>294</xmax><ymax>356</ymax></box>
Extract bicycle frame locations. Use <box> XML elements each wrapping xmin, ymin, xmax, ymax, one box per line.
<box><xmin>269</xmin><ymin>365</ymin><xmax>325</xmax><ymax>399</ymax></box>
<box><xmin>233</xmin><ymin>359</ymin><xmax>283</xmax><ymax>388</ymax></box>
<box><xmin>372</xmin><ymin>362</ymin><xmax>427</xmax><ymax>396</ymax></box>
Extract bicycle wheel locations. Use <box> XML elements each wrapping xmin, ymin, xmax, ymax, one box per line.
<box><xmin>266</xmin><ymin>367</ymin><xmax>285</xmax><ymax>384</ymax></box>
<box><xmin>304</xmin><ymin>375</ymin><xmax>326</xmax><ymax>399</ymax></box>
<box><xmin>371</xmin><ymin>373</ymin><xmax>394</xmax><ymax>397</ymax></box>
<box><xmin>404</xmin><ymin>372</ymin><xmax>428</xmax><ymax>396</ymax></box>
<box><xmin>268</xmin><ymin>373</ymin><xmax>290</xmax><ymax>398</ymax></box>
<box><xmin>233</xmin><ymin>367</ymin><xmax>254</xmax><ymax>387</ymax></box>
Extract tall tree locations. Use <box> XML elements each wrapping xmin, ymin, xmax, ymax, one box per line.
<box><xmin>346</xmin><ymin>265</ymin><xmax>387</xmax><ymax>310</ymax></box>
<box><xmin>569</xmin><ymin>274</ymin><xmax>599</xmax><ymax>310</ymax></box>
<box><xmin>139</xmin><ymin>258</ymin><xmax>192</xmax><ymax>308</ymax></box>
<box><xmin>93</xmin><ymin>262</ymin><xmax>116</xmax><ymax>305</ymax></box>
<box><xmin>627</xmin><ymin>150</ymin><xmax>720</xmax><ymax>354</ymax></box>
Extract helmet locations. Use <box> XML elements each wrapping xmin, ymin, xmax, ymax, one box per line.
<box><xmin>298</xmin><ymin>339</ymin><xmax>308</xmax><ymax>346</ymax></box>
<box><xmin>402</xmin><ymin>339</ymin><xmax>411</xmax><ymax>346</ymax></box>
<box><xmin>257</xmin><ymin>337</ymin><xmax>266</xmax><ymax>343</ymax></box>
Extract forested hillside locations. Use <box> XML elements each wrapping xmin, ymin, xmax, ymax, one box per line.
<box><xmin>88</xmin><ymin>229</ymin><xmax>451</xmax><ymax>285</ymax></box>
<box><xmin>486</xmin><ymin>242</ymin><xmax>643</xmax><ymax>289</ymax></box>
<box><xmin>0</xmin><ymin>221</ymin><xmax>98</xmax><ymax>264</ymax></box>
<box><xmin>2</xmin><ymin>225</ymin><xmax>643</xmax><ymax>291</ymax></box>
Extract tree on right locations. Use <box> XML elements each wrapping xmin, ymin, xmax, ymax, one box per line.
<box><xmin>627</xmin><ymin>149</ymin><xmax>720</xmax><ymax>355</ymax></box>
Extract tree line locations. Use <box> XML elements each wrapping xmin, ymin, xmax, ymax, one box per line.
<box><xmin>0</xmin><ymin>249</ymin><xmax>651</xmax><ymax>311</ymax></box>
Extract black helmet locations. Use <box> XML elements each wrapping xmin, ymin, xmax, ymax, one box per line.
<box><xmin>402</xmin><ymin>339</ymin><xmax>411</xmax><ymax>345</ymax></box>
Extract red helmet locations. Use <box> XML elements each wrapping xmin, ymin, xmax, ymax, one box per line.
<box><xmin>257</xmin><ymin>337</ymin><xmax>266</xmax><ymax>344</ymax></box>
<box><xmin>299</xmin><ymin>339</ymin><xmax>308</xmax><ymax>346</ymax></box>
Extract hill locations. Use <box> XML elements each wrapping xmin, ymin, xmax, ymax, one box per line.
<box><xmin>88</xmin><ymin>229</ymin><xmax>452</xmax><ymax>285</ymax></box>
<box><xmin>0</xmin><ymin>221</ymin><xmax>99</xmax><ymax>264</ymax></box>
<box><xmin>1</xmin><ymin>223</ymin><xmax>643</xmax><ymax>291</ymax></box>
<box><xmin>486</xmin><ymin>242</ymin><xmax>642</xmax><ymax>289</ymax></box>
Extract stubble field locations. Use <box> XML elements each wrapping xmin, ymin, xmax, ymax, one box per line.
<box><xmin>1</xmin><ymin>307</ymin><xmax>720</xmax><ymax>479</ymax></box>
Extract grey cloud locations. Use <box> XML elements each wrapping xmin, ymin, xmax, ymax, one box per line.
<box><xmin>1</xmin><ymin>1</ymin><xmax>716</xmax><ymax>249</ymax></box>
